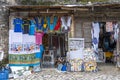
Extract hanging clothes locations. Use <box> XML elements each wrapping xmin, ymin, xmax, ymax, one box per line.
<box><xmin>53</xmin><ymin>16</ymin><xmax>58</xmax><ymax>28</ymax></box>
<box><xmin>106</xmin><ymin>22</ymin><xmax>113</xmax><ymax>32</ymax></box>
<box><xmin>91</xmin><ymin>22</ymin><xmax>100</xmax><ymax>53</ymax></box>
<box><xmin>13</xmin><ymin>18</ymin><xmax>23</xmax><ymax>32</ymax></box>
<box><xmin>67</xmin><ymin>16</ymin><xmax>72</xmax><ymax>31</ymax></box>
<box><xmin>54</xmin><ymin>17</ymin><xmax>61</xmax><ymax>30</ymax></box>
<box><xmin>34</xmin><ymin>17</ymin><xmax>39</xmax><ymax>29</ymax></box>
<box><xmin>47</xmin><ymin>16</ymin><xmax>58</xmax><ymax>31</ymax></box>
<box><xmin>46</xmin><ymin>16</ymin><xmax>50</xmax><ymax>30</ymax></box>
<box><xmin>61</xmin><ymin>16</ymin><xmax>67</xmax><ymax>30</ymax></box>
<box><xmin>43</xmin><ymin>17</ymin><xmax>48</xmax><ymax>33</ymax></box>
<box><xmin>35</xmin><ymin>32</ymin><xmax>44</xmax><ymax>45</ymax></box>
<box><xmin>61</xmin><ymin>16</ymin><xmax>72</xmax><ymax>32</ymax></box>
<box><xmin>38</xmin><ymin>17</ymin><xmax>44</xmax><ymax>31</ymax></box>
<box><xmin>113</xmin><ymin>23</ymin><xmax>119</xmax><ymax>41</ymax></box>
<box><xmin>29</xmin><ymin>20</ymin><xmax>36</xmax><ymax>35</ymax></box>
<box><xmin>103</xmin><ymin>32</ymin><xmax>116</xmax><ymax>52</ymax></box>
<box><xmin>22</xmin><ymin>18</ymin><xmax>30</xmax><ymax>34</ymax></box>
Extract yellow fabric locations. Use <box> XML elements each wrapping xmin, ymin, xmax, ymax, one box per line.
<box><xmin>105</xmin><ymin>52</ymin><xmax>113</xmax><ymax>58</ymax></box>
<box><xmin>43</xmin><ymin>24</ymin><xmax>47</xmax><ymax>28</ymax></box>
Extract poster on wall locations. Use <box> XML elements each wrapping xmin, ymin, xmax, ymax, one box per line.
<box><xmin>68</xmin><ymin>38</ymin><xmax>84</xmax><ymax>51</ymax></box>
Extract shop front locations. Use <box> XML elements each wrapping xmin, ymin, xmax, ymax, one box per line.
<box><xmin>7</xmin><ymin>4</ymin><xmax>120</xmax><ymax>77</ymax></box>
<box><xmin>8</xmin><ymin>5</ymin><xmax>74</xmax><ymax>71</ymax></box>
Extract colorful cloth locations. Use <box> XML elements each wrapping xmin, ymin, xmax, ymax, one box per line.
<box><xmin>38</xmin><ymin>17</ymin><xmax>44</xmax><ymax>31</ymax></box>
<box><xmin>35</xmin><ymin>32</ymin><xmax>44</xmax><ymax>45</ymax></box>
<box><xmin>106</xmin><ymin>22</ymin><xmax>113</xmax><ymax>32</ymax></box>
<box><xmin>13</xmin><ymin>18</ymin><xmax>23</xmax><ymax>32</ymax></box>
<box><xmin>9</xmin><ymin>53</ymin><xmax>40</xmax><ymax>66</ymax></box>
<box><xmin>29</xmin><ymin>20</ymin><xmax>36</xmax><ymax>35</ymax></box>
<box><xmin>54</xmin><ymin>18</ymin><xmax>61</xmax><ymax>30</ymax></box>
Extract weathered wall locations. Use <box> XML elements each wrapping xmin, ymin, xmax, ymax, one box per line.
<box><xmin>74</xmin><ymin>17</ymin><xmax>92</xmax><ymax>48</ymax></box>
<box><xmin>0</xmin><ymin>6</ymin><xmax>9</xmax><ymax>62</ymax></box>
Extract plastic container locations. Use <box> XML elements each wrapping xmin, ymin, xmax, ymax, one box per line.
<box><xmin>0</xmin><ymin>68</ymin><xmax>9</xmax><ymax>80</ymax></box>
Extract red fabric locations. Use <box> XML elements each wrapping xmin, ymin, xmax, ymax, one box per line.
<box><xmin>54</xmin><ymin>18</ymin><xmax>61</xmax><ymax>30</ymax></box>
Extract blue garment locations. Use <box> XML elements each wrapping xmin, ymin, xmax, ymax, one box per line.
<box><xmin>47</xmin><ymin>16</ymin><xmax>58</xmax><ymax>31</ymax></box>
<box><xmin>53</xmin><ymin>16</ymin><xmax>58</xmax><ymax>28</ymax></box>
<box><xmin>29</xmin><ymin>20</ymin><xmax>35</xmax><ymax>35</ymax></box>
<box><xmin>38</xmin><ymin>17</ymin><xmax>44</xmax><ymax>31</ymax></box>
<box><xmin>34</xmin><ymin>17</ymin><xmax>39</xmax><ymax>29</ymax></box>
<box><xmin>47</xmin><ymin>17</ymin><xmax>50</xmax><ymax>29</ymax></box>
<box><xmin>13</xmin><ymin>18</ymin><xmax>23</xmax><ymax>32</ymax></box>
<box><xmin>40</xmin><ymin>45</ymin><xmax>44</xmax><ymax>59</ymax></box>
<box><xmin>50</xmin><ymin>24</ymin><xmax>54</xmax><ymax>30</ymax></box>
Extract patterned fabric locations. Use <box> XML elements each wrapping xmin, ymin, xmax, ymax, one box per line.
<box><xmin>84</xmin><ymin>61</ymin><xmax>97</xmax><ymax>72</ymax></box>
<box><xmin>9</xmin><ymin>53</ymin><xmax>40</xmax><ymax>66</ymax></box>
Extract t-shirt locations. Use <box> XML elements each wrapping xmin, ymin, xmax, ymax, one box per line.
<box><xmin>23</xmin><ymin>19</ymin><xmax>30</xmax><ymax>34</ymax></box>
<box><xmin>13</xmin><ymin>18</ymin><xmax>23</xmax><ymax>32</ymax></box>
<box><xmin>35</xmin><ymin>32</ymin><xmax>44</xmax><ymax>45</ymax></box>
<box><xmin>37</xmin><ymin>17</ymin><xmax>44</xmax><ymax>31</ymax></box>
<box><xmin>54</xmin><ymin>18</ymin><xmax>61</xmax><ymax>30</ymax></box>
<box><xmin>29</xmin><ymin>20</ymin><xmax>36</xmax><ymax>35</ymax></box>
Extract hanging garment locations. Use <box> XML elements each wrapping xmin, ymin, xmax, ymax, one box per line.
<box><xmin>67</xmin><ymin>16</ymin><xmax>72</xmax><ymax>31</ymax></box>
<box><xmin>29</xmin><ymin>20</ymin><xmax>36</xmax><ymax>35</ymax></box>
<box><xmin>34</xmin><ymin>17</ymin><xmax>39</xmax><ymax>29</ymax></box>
<box><xmin>106</xmin><ymin>22</ymin><xmax>113</xmax><ymax>32</ymax></box>
<box><xmin>61</xmin><ymin>16</ymin><xmax>67</xmax><ymax>30</ymax></box>
<box><xmin>50</xmin><ymin>24</ymin><xmax>54</xmax><ymax>31</ymax></box>
<box><xmin>43</xmin><ymin>23</ymin><xmax>47</xmax><ymax>33</ymax></box>
<box><xmin>113</xmin><ymin>23</ymin><xmax>119</xmax><ymax>41</ymax></box>
<box><xmin>47</xmin><ymin>16</ymin><xmax>58</xmax><ymax>31</ymax></box>
<box><xmin>35</xmin><ymin>32</ymin><xmax>44</xmax><ymax>45</ymax></box>
<box><xmin>43</xmin><ymin>17</ymin><xmax>48</xmax><ymax>33</ymax></box>
<box><xmin>38</xmin><ymin>17</ymin><xmax>44</xmax><ymax>31</ymax></box>
<box><xmin>103</xmin><ymin>32</ymin><xmax>116</xmax><ymax>52</ymax></box>
<box><xmin>35</xmin><ymin>45</ymin><xmax>44</xmax><ymax>59</ymax></box>
<box><xmin>13</xmin><ymin>18</ymin><xmax>23</xmax><ymax>32</ymax></box>
<box><xmin>47</xmin><ymin>16</ymin><xmax>50</xmax><ymax>30</ymax></box>
<box><xmin>53</xmin><ymin>16</ymin><xmax>58</xmax><ymax>27</ymax></box>
<box><xmin>23</xmin><ymin>19</ymin><xmax>30</xmax><ymax>34</ymax></box>
<box><xmin>61</xmin><ymin>16</ymin><xmax>72</xmax><ymax>32</ymax></box>
<box><xmin>54</xmin><ymin>18</ymin><xmax>61</xmax><ymax>30</ymax></box>
<box><xmin>91</xmin><ymin>22</ymin><xmax>100</xmax><ymax>53</ymax></box>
